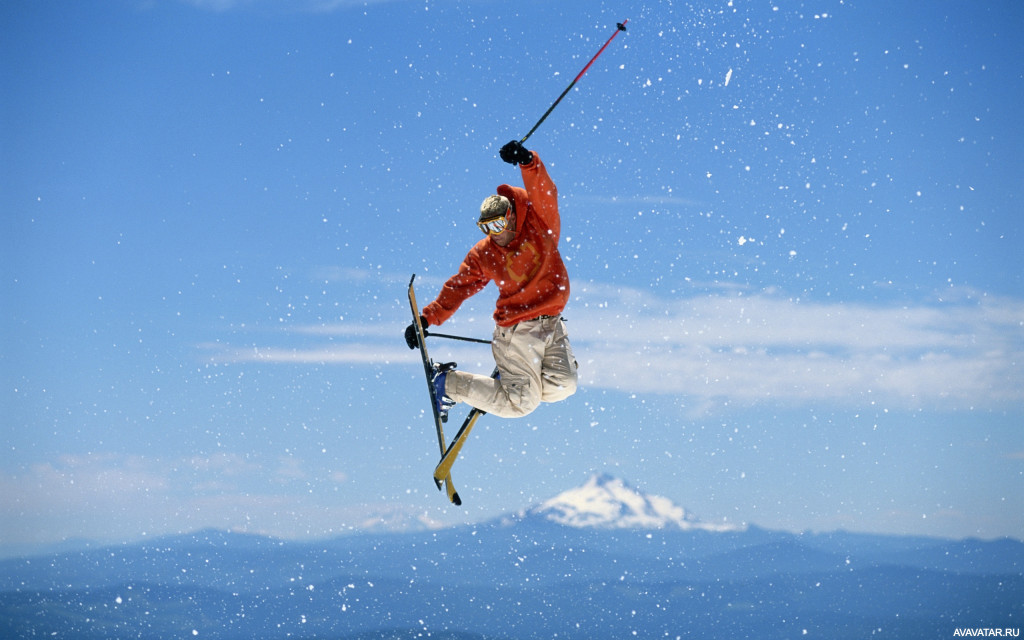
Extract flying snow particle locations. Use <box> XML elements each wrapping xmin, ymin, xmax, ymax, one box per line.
<box><xmin>724</xmin><ymin>68</ymin><xmax>733</xmax><ymax>86</ymax></box>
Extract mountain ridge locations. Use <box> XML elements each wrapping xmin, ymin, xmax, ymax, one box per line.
<box><xmin>2</xmin><ymin>474</ymin><xmax>1020</xmax><ymax>640</ymax></box>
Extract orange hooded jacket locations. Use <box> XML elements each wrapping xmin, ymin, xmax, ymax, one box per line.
<box><xmin>422</xmin><ymin>152</ymin><xmax>569</xmax><ymax>328</ymax></box>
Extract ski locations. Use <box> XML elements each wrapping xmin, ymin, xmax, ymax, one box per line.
<box><xmin>407</xmin><ymin>274</ymin><xmax>461</xmax><ymax>506</ymax></box>
<box><xmin>433</xmin><ymin>368</ymin><xmax>498</xmax><ymax>486</ymax></box>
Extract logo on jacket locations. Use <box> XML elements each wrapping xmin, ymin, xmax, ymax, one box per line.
<box><xmin>506</xmin><ymin>240</ymin><xmax>542</xmax><ymax>283</ymax></box>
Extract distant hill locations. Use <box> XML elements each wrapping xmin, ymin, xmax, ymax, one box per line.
<box><xmin>1</xmin><ymin>475</ymin><xmax>1021</xmax><ymax>640</ymax></box>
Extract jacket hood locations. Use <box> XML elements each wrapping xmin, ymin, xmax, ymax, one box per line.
<box><xmin>494</xmin><ymin>183</ymin><xmax>528</xmax><ymax>244</ymax></box>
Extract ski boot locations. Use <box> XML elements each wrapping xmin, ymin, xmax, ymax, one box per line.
<box><xmin>432</xmin><ymin>362</ymin><xmax>457</xmax><ymax>421</ymax></box>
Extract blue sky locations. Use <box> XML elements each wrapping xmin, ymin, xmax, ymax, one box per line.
<box><xmin>2</xmin><ymin>0</ymin><xmax>1022</xmax><ymax>554</ymax></box>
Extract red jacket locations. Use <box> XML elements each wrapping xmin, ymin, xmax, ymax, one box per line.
<box><xmin>423</xmin><ymin>152</ymin><xmax>569</xmax><ymax>328</ymax></box>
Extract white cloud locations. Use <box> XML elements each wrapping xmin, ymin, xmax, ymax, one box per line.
<box><xmin>571</xmin><ymin>194</ymin><xmax>707</xmax><ymax>208</ymax></box>
<box><xmin>211</xmin><ymin>344</ymin><xmax>413</xmax><ymax>364</ymax></box>
<box><xmin>202</xmin><ymin>278</ymin><xmax>1023</xmax><ymax>411</ymax></box>
<box><xmin>0</xmin><ymin>452</ymin><xmax>435</xmax><ymax>550</ymax></box>
<box><xmin>174</xmin><ymin>0</ymin><xmax>404</xmax><ymax>12</ymax></box>
<box><xmin>568</xmin><ymin>282</ymin><xmax>1023</xmax><ymax>409</ymax></box>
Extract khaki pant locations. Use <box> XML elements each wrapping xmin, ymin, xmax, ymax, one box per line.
<box><xmin>446</xmin><ymin>316</ymin><xmax>578</xmax><ymax>418</ymax></box>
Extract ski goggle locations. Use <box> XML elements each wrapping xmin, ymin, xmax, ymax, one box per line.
<box><xmin>477</xmin><ymin>211</ymin><xmax>510</xmax><ymax>235</ymax></box>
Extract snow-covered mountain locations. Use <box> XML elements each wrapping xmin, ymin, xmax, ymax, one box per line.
<box><xmin>4</xmin><ymin>497</ymin><xmax>1018</xmax><ymax>640</ymax></box>
<box><xmin>525</xmin><ymin>473</ymin><xmax>745</xmax><ymax>532</ymax></box>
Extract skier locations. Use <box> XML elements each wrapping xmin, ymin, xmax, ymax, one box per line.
<box><xmin>405</xmin><ymin>140</ymin><xmax>578</xmax><ymax>419</ymax></box>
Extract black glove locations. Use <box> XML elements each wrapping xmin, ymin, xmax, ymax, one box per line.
<box><xmin>404</xmin><ymin>316</ymin><xmax>428</xmax><ymax>349</ymax></box>
<box><xmin>500</xmin><ymin>140</ymin><xmax>533</xmax><ymax>166</ymax></box>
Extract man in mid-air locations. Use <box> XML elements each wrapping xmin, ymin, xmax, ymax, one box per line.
<box><xmin>405</xmin><ymin>139</ymin><xmax>578</xmax><ymax>419</ymax></box>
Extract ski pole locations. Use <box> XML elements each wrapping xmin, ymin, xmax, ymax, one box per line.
<box><xmin>423</xmin><ymin>329</ymin><xmax>493</xmax><ymax>345</ymax></box>
<box><xmin>519</xmin><ymin>20</ymin><xmax>628</xmax><ymax>144</ymax></box>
